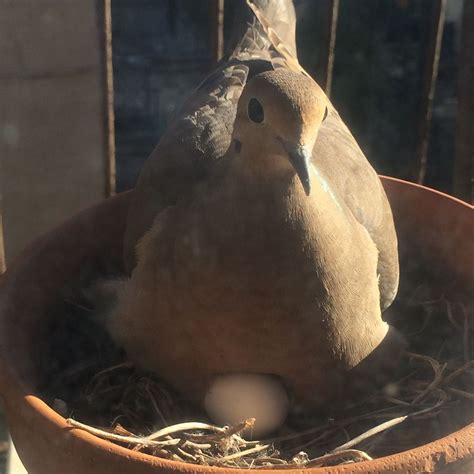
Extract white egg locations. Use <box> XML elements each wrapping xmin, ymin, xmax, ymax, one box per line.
<box><xmin>204</xmin><ymin>373</ymin><xmax>289</xmax><ymax>439</ymax></box>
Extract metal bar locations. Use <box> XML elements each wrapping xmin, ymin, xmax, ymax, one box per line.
<box><xmin>453</xmin><ymin>0</ymin><xmax>474</xmax><ymax>203</ymax></box>
<box><xmin>210</xmin><ymin>0</ymin><xmax>225</xmax><ymax>65</ymax></box>
<box><xmin>415</xmin><ymin>0</ymin><xmax>447</xmax><ymax>184</ymax></box>
<box><xmin>0</xmin><ymin>193</ymin><xmax>5</xmax><ymax>273</ymax></box>
<box><xmin>98</xmin><ymin>0</ymin><xmax>116</xmax><ymax>197</ymax></box>
<box><xmin>319</xmin><ymin>0</ymin><xmax>340</xmax><ymax>98</ymax></box>
<box><xmin>0</xmin><ymin>150</ymin><xmax>4</xmax><ymax>272</ymax></box>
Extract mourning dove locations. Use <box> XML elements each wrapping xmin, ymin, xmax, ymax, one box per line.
<box><xmin>108</xmin><ymin>0</ymin><xmax>402</xmax><ymax>432</ymax></box>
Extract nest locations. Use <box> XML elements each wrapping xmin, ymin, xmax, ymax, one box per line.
<box><xmin>41</xmin><ymin>287</ymin><xmax>473</xmax><ymax>469</ymax></box>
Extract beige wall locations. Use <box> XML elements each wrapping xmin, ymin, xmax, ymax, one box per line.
<box><xmin>0</xmin><ymin>0</ymin><xmax>108</xmax><ymax>262</ymax></box>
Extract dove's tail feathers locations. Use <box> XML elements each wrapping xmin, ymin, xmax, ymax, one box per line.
<box><xmin>245</xmin><ymin>0</ymin><xmax>307</xmax><ymax>75</ymax></box>
<box><xmin>229</xmin><ymin>0</ymin><xmax>298</xmax><ymax>64</ymax></box>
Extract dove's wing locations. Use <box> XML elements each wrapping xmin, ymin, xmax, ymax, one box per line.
<box><xmin>125</xmin><ymin>0</ymin><xmax>398</xmax><ymax>311</ymax></box>
<box><xmin>313</xmin><ymin>108</ymin><xmax>399</xmax><ymax>311</ymax></box>
<box><xmin>245</xmin><ymin>1</ymin><xmax>399</xmax><ymax>309</ymax></box>
<box><xmin>123</xmin><ymin>63</ymin><xmax>250</xmax><ymax>271</ymax></box>
<box><xmin>124</xmin><ymin>0</ymin><xmax>298</xmax><ymax>272</ymax></box>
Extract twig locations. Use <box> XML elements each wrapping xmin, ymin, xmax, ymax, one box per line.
<box><xmin>186</xmin><ymin>418</ymin><xmax>255</xmax><ymax>443</ymax></box>
<box><xmin>410</xmin><ymin>395</ymin><xmax>447</xmax><ymax>417</ymax></box>
<box><xmin>209</xmin><ymin>444</ymin><xmax>271</xmax><ymax>464</ymax></box>
<box><xmin>290</xmin><ymin>427</ymin><xmax>340</xmax><ymax>453</ymax></box>
<box><xmin>406</xmin><ymin>352</ymin><xmax>447</xmax><ymax>404</ymax></box>
<box><xmin>145</xmin><ymin>383</ymin><xmax>168</xmax><ymax>426</ymax></box>
<box><xmin>176</xmin><ymin>447</ymin><xmax>198</xmax><ymax>462</ymax></box>
<box><xmin>331</xmin><ymin>416</ymin><xmax>408</xmax><ymax>452</ymax></box>
<box><xmin>447</xmin><ymin>387</ymin><xmax>474</xmax><ymax>401</ymax></box>
<box><xmin>252</xmin><ymin>457</ymin><xmax>288</xmax><ymax>466</ymax></box>
<box><xmin>143</xmin><ymin>421</ymin><xmax>226</xmax><ymax>441</ymax></box>
<box><xmin>462</xmin><ymin>306</ymin><xmax>471</xmax><ymax>363</ymax></box>
<box><xmin>384</xmin><ymin>396</ymin><xmax>411</xmax><ymax>406</ymax></box>
<box><xmin>181</xmin><ymin>439</ymin><xmax>213</xmax><ymax>450</ymax></box>
<box><xmin>263</xmin><ymin>418</ymin><xmax>335</xmax><ymax>444</ymax></box>
<box><xmin>328</xmin><ymin>396</ymin><xmax>445</xmax><ymax>455</ymax></box>
<box><xmin>443</xmin><ymin>361</ymin><xmax>474</xmax><ymax>385</ymax></box>
<box><xmin>67</xmin><ymin>418</ymin><xmax>181</xmax><ymax>447</ymax></box>
<box><xmin>86</xmin><ymin>362</ymin><xmax>133</xmax><ymax>395</ymax></box>
<box><xmin>305</xmin><ymin>449</ymin><xmax>372</xmax><ymax>467</ymax></box>
<box><xmin>446</xmin><ymin>300</ymin><xmax>463</xmax><ymax>330</ymax></box>
<box><xmin>405</xmin><ymin>310</ymin><xmax>432</xmax><ymax>337</ymax></box>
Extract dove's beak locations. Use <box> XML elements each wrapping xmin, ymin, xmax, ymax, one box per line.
<box><xmin>286</xmin><ymin>144</ymin><xmax>312</xmax><ymax>196</ymax></box>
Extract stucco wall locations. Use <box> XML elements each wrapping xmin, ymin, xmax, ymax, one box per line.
<box><xmin>0</xmin><ymin>0</ymin><xmax>107</xmax><ymax>262</ymax></box>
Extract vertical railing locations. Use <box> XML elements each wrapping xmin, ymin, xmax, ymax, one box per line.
<box><xmin>414</xmin><ymin>0</ymin><xmax>447</xmax><ymax>184</ymax></box>
<box><xmin>454</xmin><ymin>0</ymin><xmax>474</xmax><ymax>204</ymax></box>
<box><xmin>0</xmin><ymin>132</ymin><xmax>5</xmax><ymax>272</ymax></box>
<box><xmin>311</xmin><ymin>0</ymin><xmax>459</xmax><ymax>195</ymax></box>
<box><xmin>0</xmin><ymin>193</ymin><xmax>5</xmax><ymax>274</ymax></box>
<box><xmin>210</xmin><ymin>0</ymin><xmax>225</xmax><ymax>64</ymax></box>
<box><xmin>98</xmin><ymin>0</ymin><xmax>116</xmax><ymax>197</ymax></box>
<box><xmin>319</xmin><ymin>0</ymin><xmax>340</xmax><ymax>98</ymax></box>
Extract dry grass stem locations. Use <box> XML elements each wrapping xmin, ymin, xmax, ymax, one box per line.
<box><xmin>405</xmin><ymin>352</ymin><xmax>447</xmax><ymax>404</ymax></box>
<box><xmin>67</xmin><ymin>419</ymin><xmax>181</xmax><ymax>447</ymax></box>
<box><xmin>447</xmin><ymin>387</ymin><xmax>474</xmax><ymax>400</ymax></box>
<box><xmin>463</xmin><ymin>307</ymin><xmax>471</xmax><ymax>363</ymax></box>
<box><xmin>305</xmin><ymin>449</ymin><xmax>373</xmax><ymax>467</ymax></box>
<box><xmin>143</xmin><ymin>421</ymin><xmax>227</xmax><ymax>441</ymax></box>
<box><xmin>332</xmin><ymin>416</ymin><xmax>408</xmax><ymax>452</ymax></box>
<box><xmin>210</xmin><ymin>444</ymin><xmax>271</xmax><ymax>464</ymax></box>
<box><xmin>443</xmin><ymin>361</ymin><xmax>474</xmax><ymax>385</ymax></box>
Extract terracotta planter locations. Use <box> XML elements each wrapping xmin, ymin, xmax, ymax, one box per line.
<box><xmin>0</xmin><ymin>177</ymin><xmax>472</xmax><ymax>474</ymax></box>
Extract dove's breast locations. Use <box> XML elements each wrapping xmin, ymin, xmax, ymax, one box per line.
<box><xmin>109</xmin><ymin>172</ymin><xmax>387</xmax><ymax>408</ymax></box>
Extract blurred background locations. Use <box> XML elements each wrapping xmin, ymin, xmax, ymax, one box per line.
<box><xmin>1</xmin><ymin>0</ymin><xmax>472</xmax><ymax>261</ymax></box>
<box><xmin>0</xmin><ymin>0</ymin><xmax>472</xmax><ymax>472</ymax></box>
<box><xmin>111</xmin><ymin>0</ymin><xmax>469</xmax><ymax>194</ymax></box>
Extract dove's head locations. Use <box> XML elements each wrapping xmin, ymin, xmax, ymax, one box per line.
<box><xmin>232</xmin><ymin>69</ymin><xmax>329</xmax><ymax>195</ymax></box>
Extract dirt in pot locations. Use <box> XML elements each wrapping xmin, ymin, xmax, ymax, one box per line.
<box><xmin>37</xmin><ymin>277</ymin><xmax>473</xmax><ymax>469</ymax></box>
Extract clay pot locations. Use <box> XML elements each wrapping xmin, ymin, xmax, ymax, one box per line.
<box><xmin>0</xmin><ymin>177</ymin><xmax>472</xmax><ymax>474</ymax></box>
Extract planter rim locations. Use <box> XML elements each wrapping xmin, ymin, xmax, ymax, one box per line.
<box><xmin>379</xmin><ymin>175</ymin><xmax>473</xmax><ymax>210</ymax></box>
<box><xmin>12</xmin><ymin>394</ymin><xmax>474</xmax><ymax>473</ymax></box>
<box><xmin>0</xmin><ymin>177</ymin><xmax>473</xmax><ymax>473</ymax></box>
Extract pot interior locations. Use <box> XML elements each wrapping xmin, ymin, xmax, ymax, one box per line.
<box><xmin>0</xmin><ymin>179</ymin><xmax>472</xmax><ymax>464</ymax></box>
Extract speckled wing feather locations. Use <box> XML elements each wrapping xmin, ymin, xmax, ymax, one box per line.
<box><xmin>123</xmin><ymin>62</ymin><xmax>249</xmax><ymax>271</ymax></box>
<box><xmin>244</xmin><ymin>0</ymin><xmax>305</xmax><ymax>75</ymax></box>
<box><xmin>231</xmin><ymin>0</ymin><xmax>296</xmax><ymax>63</ymax></box>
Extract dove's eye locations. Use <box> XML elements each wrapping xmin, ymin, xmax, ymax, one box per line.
<box><xmin>322</xmin><ymin>107</ymin><xmax>328</xmax><ymax>121</ymax></box>
<box><xmin>248</xmin><ymin>98</ymin><xmax>265</xmax><ymax>124</ymax></box>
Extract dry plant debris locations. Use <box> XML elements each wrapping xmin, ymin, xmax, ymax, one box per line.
<box><xmin>51</xmin><ymin>292</ymin><xmax>472</xmax><ymax>469</ymax></box>
<box><xmin>0</xmin><ymin>441</ymin><xmax>9</xmax><ymax>455</ymax></box>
